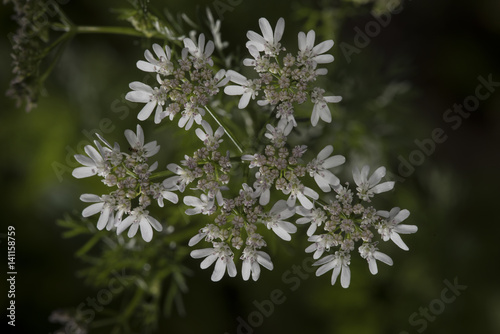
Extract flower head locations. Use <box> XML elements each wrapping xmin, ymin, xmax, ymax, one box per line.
<box><xmin>353</xmin><ymin>165</ymin><xmax>395</xmax><ymax>201</ymax></box>
<box><xmin>246</xmin><ymin>17</ymin><xmax>285</xmax><ymax>56</ymax></box>
<box><xmin>358</xmin><ymin>243</ymin><xmax>393</xmax><ymax>275</ymax></box>
<box><xmin>183</xmin><ymin>33</ymin><xmax>215</xmax><ymax>67</ymax></box>
<box><xmin>224</xmin><ymin>70</ymin><xmax>260</xmax><ymax>109</ymax></box>
<box><xmin>137</xmin><ymin>43</ymin><xmax>174</xmax><ymax>75</ymax></box>
<box><xmin>116</xmin><ymin>207</ymin><xmax>163</xmax><ymax>242</ymax></box>
<box><xmin>376</xmin><ymin>207</ymin><xmax>417</xmax><ymax>250</ymax></box>
<box><xmin>241</xmin><ymin>248</ymin><xmax>274</xmax><ymax>281</ymax></box>
<box><xmin>310</xmin><ymin>87</ymin><xmax>342</xmax><ymax>126</ymax></box>
<box><xmin>125</xmin><ymin>81</ymin><xmax>167</xmax><ymax>123</ymax></box>
<box><xmin>80</xmin><ymin>194</ymin><xmax>115</xmax><ymax>231</ymax></box>
<box><xmin>314</xmin><ymin>251</ymin><xmax>351</xmax><ymax>288</ymax></box>
<box><xmin>307</xmin><ymin>145</ymin><xmax>345</xmax><ymax>192</ymax></box>
<box><xmin>124</xmin><ymin>124</ymin><xmax>160</xmax><ymax>158</ymax></box>
<box><xmin>261</xmin><ymin>200</ymin><xmax>296</xmax><ymax>241</ymax></box>
<box><xmin>190</xmin><ymin>242</ymin><xmax>237</xmax><ymax>282</ymax></box>
<box><xmin>297</xmin><ymin>30</ymin><xmax>334</xmax><ymax>66</ymax></box>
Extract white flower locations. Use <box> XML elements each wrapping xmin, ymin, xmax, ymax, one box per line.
<box><xmin>310</xmin><ymin>88</ymin><xmax>342</xmax><ymax>126</ymax></box>
<box><xmin>188</xmin><ymin>224</ymin><xmax>220</xmax><ymax>246</ymax></box>
<box><xmin>283</xmin><ymin>180</ymin><xmax>319</xmax><ymax>210</ymax></box>
<box><xmin>243</xmin><ymin>45</ymin><xmax>261</xmax><ymax>67</ymax></box>
<box><xmin>80</xmin><ymin>194</ymin><xmax>115</xmax><ymax>231</ymax></box>
<box><xmin>155</xmin><ymin>186</ymin><xmax>178</xmax><ymax>208</ymax></box>
<box><xmin>164</xmin><ymin>163</ymin><xmax>194</xmax><ymax>192</ymax></box>
<box><xmin>307</xmin><ymin>145</ymin><xmax>345</xmax><ymax>192</ymax></box>
<box><xmin>178</xmin><ymin>102</ymin><xmax>205</xmax><ymax>130</ymax></box>
<box><xmin>296</xmin><ymin>206</ymin><xmax>328</xmax><ymax>236</ymax></box>
<box><xmin>72</xmin><ymin>144</ymin><xmax>108</xmax><ymax>179</ymax></box>
<box><xmin>352</xmin><ymin>165</ymin><xmax>395</xmax><ymax>201</ymax></box>
<box><xmin>124</xmin><ymin>124</ymin><xmax>160</xmax><ymax>157</ymax></box>
<box><xmin>224</xmin><ymin>70</ymin><xmax>260</xmax><ymax>109</ymax></box>
<box><xmin>376</xmin><ymin>207</ymin><xmax>417</xmax><ymax>251</ymax></box>
<box><xmin>253</xmin><ymin>175</ymin><xmax>271</xmax><ymax>206</ymax></box>
<box><xmin>241</xmin><ymin>247</ymin><xmax>274</xmax><ymax>281</ymax></box>
<box><xmin>137</xmin><ymin>43</ymin><xmax>174</xmax><ymax>75</ymax></box>
<box><xmin>116</xmin><ymin>208</ymin><xmax>162</xmax><ymax>242</ymax></box>
<box><xmin>195</xmin><ymin>120</ymin><xmax>224</xmax><ymax>148</ymax></box>
<box><xmin>246</xmin><ymin>17</ymin><xmax>285</xmax><ymax>56</ymax></box>
<box><xmin>190</xmin><ymin>242</ymin><xmax>237</xmax><ymax>282</ymax></box>
<box><xmin>183</xmin><ymin>194</ymin><xmax>215</xmax><ymax>215</ymax></box>
<box><xmin>262</xmin><ymin>200</ymin><xmax>297</xmax><ymax>241</ymax></box>
<box><xmin>183</xmin><ymin>33</ymin><xmax>214</xmax><ymax>66</ymax></box>
<box><xmin>297</xmin><ymin>30</ymin><xmax>334</xmax><ymax>65</ymax></box>
<box><xmin>125</xmin><ymin>80</ymin><xmax>167</xmax><ymax>123</ymax></box>
<box><xmin>314</xmin><ymin>251</ymin><xmax>351</xmax><ymax>288</ymax></box>
<box><xmin>305</xmin><ymin>234</ymin><xmax>338</xmax><ymax>259</ymax></box>
<box><xmin>265</xmin><ymin>118</ymin><xmax>293</xmax><ymax>143</ymax></box>
<box><xmin>358</xmin><ymin>243</ymin><xmax>393</xmax><ymax>275</ymax></box>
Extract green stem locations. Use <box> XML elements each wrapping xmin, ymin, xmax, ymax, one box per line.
<box><xmin>150</xmin><ymin>170</ymin><xmax>174</xmax><ymax>180</ymax></box>
<box><xmin>75</xmin><ymin>26</ymin><xmax>149</xmax><ymax>38</ymax></box>
<box><xmin>204</xmin><ymin>106</ymin><xmax>244</xmax><ymax>154</ymax></box>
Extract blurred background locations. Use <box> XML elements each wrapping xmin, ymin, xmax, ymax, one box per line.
<box><xmin>1</xmin><ymin>0</ymin><xmax>499</xmax><ymax>333</ymax></box>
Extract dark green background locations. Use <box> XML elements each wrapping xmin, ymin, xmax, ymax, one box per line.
<box><xmin>1</xmin><ymin>0</ymin><xmax>499</xmax><ymax>333</ymax></box>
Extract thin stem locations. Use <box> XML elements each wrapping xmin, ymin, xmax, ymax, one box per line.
<box><xmin>75</xmin><ymin>26</ymin><xmax>150</xmax><ymax>38</ymax></box>
<box><xmin>150</xmin><ymin>170</ymin><xmax>175</xmax><ymax>180</ymax></box>
<box><xmin>204</xmin><ymin>106</ymin><xmax>244</xmax><ymax>154</ymax></box>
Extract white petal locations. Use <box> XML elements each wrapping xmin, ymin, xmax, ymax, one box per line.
<box><xmin>369</xmin><ymin>166</ymin><xmax>386</xmax><ymax>185</ymax></box>
<box><xmin>395</xmin><ymin>224</ymin><xmax>418</xmax><ymax>234</ymax></box>
<box><xmin>259</xmin><ymin>18</ymin><xmax>273</xmax><ymax>42</ymax></box>
<box><xmin>238</xmin><ymin>92</ymin><xmax>252</xmax><ymax>109</ymax></box>
<box><xmin>82</xmin><ymin>202</ymin><xmax>104</xmax><ymax>217</ymax></box>
<box><xmin>312</xmin><ymin>40</ymin><xmax>334</xmax><ymax>55</ymax></box>
<box><xmin>96</xmin><ymin>207</ymin><xmax>111</xmax><ymax>230</ymax></box>
<box><xmin>80</xmin><ymin>194</ymin><xmax>100</xmax><ymax>202</ymax></box>
<box><xmin>272</xmin><ymin>225</ymin><xmax>291</xmax><ymax>241</ymax></box>
<box><xmin>340</xmin><ymin>265</ymin><xmax>351</xmax><ymax>288</ymax></box>
<box><xmin>390</xmin><ymin>232</ymin><xmax>409</xmax><ymax>251</ymax></box>
<box><xmin>374</xmin><ymin>251</ymin><xmax>393</xmax><ymax>266</ymax></box>
<box><xmin>191</xmin><ymin>248</ymin><xmax>213</xmax><ymax>259</ymax></box>
<box><xmin>368</xmin><ymin>257</ymin><xmax>378</xmax><ymax>275</ymax></box>
<box><xmin>323</xmin><ymin>155</ymin><xmax>345</xmax><ymax>169</ymax></box>
<box><xmin>138</xmin><ymin>101</ymin><xmax>156</xmax><ymax>121</ymax></box>
<box><xmin>127</xmin><ymin>223</ymin><xmax>139</xmax><ymax>238</ymax></box>
<box><xmin>224</xmin><ymin>85</ymin><xmax>245</xmax><ymax>96</ymax></box>
<box><xmin>211</xmin><ymin>258</ymin><xmax>226</xmax><ymax>281</ymax></box>
<box><xmin>72</xmin><ymin>167</ymin><xmax>96</xmax><ymax>178</ymax></box>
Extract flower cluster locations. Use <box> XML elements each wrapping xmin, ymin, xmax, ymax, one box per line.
<box><xmin>125</xmin><ymin>35</ymin><xmax>228</xmax><ymax>129</ymax></box>
<box><xmin>72</xmin><ymin>125</ymin><xmax>178</xmax><ymax>242</ymax></box>
<box><xmin>225</xmin><ymin>18</ymin><xmax>342</xmax><ymax>126</ymax></box>
<box><xmin>302</xmin><ymin>167</ymin><xmax>416</xmax><ymax>288</ymax></box>
<box><xmin>72</xmin><ymin>16</ymin><xmax>418</xmax><ymax>287</ymax></box>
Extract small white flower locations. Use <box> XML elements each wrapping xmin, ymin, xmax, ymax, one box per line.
<box><xmin>352</xmin><ymin>165</ymin><xmax>395</xmax><ymax>201</ymax></box>
<box><xmin>164</xmin><ymin>163</ymin><xmax>194</xmax><ymax>192</ymax></box>
<box><xmin>314</xmin><ymin>251</ymin><xmax>351</xmax><ymax>288</ymax></box>
<box><xmin>155</xmin><ymin>186</ymin><xmax>178</xmax><ymax>208</ymax></box>
<box><xmin>253</xmin><ymin>175</ymin><xmax>271</xmax><ymax>206</ymax></box>
<box><xmin>178</xmin><ymin>102</ymin><xmax>205</xmax><ymax>130</ymax></box>
<box><xmin>297</xmin><ymin>30</ymin><xmax>335</xmax><ymax>65</ymax></box>
<box><xmin>358</xmin><ymin>243</ymin><xmax>393</xmax><ymax>275</ymax></box>
<box><xmin>243</xmin><ymin>45</ymin><xmax>261</xmax><ymax>67</ymax></box>
<box><xmin>72</xmin><ymin>144</ymin><xmax>108</xmax><ymax>179</ymax></box>
<box><xmin>124</xmin><ymin>124</ymin><xmax>160</xmax><ymax>157</ymax></box>
<box><xmin>305</xmin><ymin>234</ymin><xmax>338</xmax><ymax>259</ymax></box>
<box><xmin>136</xmin><ymin>43</ymin><xmax>174</xmax><ymax>75</ymax></box>
<box><xmin>241</xmin><ymin>247</ymin><xmax>274</xmax><ymax>281</ymax></box>
<box><xmin>224</xmin><ymin>70</ymin><xmax>260</xmax><ymax>109</ymax></box>
<box><xmin>310</xmin><ymin>88</ymin><xmax>342</xmax><ymax>126</ymax></box>
<box><xmin>188</xmin><ymin>224</ymin><xmax>220</xmax><ymax>246</ymax></box>
<box><xmin>190</xmin><ymin>242</ymin><xmax>237</xmax><ymax>282</ymax></box>
<box><xmin>183</xmin><ymin>194</ymin><xmax>215</xmax><ymax>215</ymax></box>
<box><xmin>296</xmin><ymin>206</ymin><xmax>328</xmax><ymax>236</ymax></box>
<box><xmin>262</xmin><ymin>200</ymin><xmax>297</xmax><ymax>241</ymax></box>
<box><xmin>265</xmin><ymin>118</ymin><xmax>293</xmax><ymax>144</ymax></box>
<box><xmin>116</xmin><ymin>208</ymin><xmax>162</xmax><ymax>242</ymax></box>
<box><xmin>125</xmin><ymin>80</ymin><xmax>167</xmax><ymax>123</ymax></box>
<box><xmin>195</xmin><ymin>120</ymin><xmax>225</xmax><ymax>148</ymax></box>
<box><xmin>283</xmin><ymin>181</ymin><xmax>319</xmax><ymax>210</ymax></box>
<box><xmin>307</xmin><ymin>145</ymin><xmax>345</xmax><ymax>192</ymax></box>
<box><xmin>80</xmin><ymin>194</ymin><xmax>115</xmax><ymax>231</ymax></box>
<box><xmin>246</xmin><ymin>17</ymin><xmax>285</xmax><ymax>56</ymax></box>
<box><xmin>376</xmin><ymin>207</ymin><xmax>417</xmax><ymax>251</ymax></box>
<box><xmin>183</xmin><ymin>33</ymin><xmax>214</xmax><ymax>66</ymax></box>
